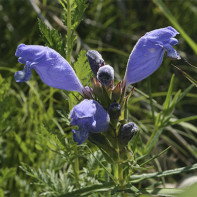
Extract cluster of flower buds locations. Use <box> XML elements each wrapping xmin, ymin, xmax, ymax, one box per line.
<box><xmin>85</xmin><ymin>49</ymin><xmax>139</xmax><ymax>162</ymax></box>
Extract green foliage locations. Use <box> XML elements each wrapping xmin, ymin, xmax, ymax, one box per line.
<box><xmin>38</xmin><ymin>19</ymin><xmax>66</xmax><ymax>58</ymax></box>
<box><xmin>59</xmin><ymin>0</ymin><xmax>88</xmax><ymax>63</ymax></box>
<box><xmin>0</xmin><ymin>75</ymin><xmax>13</xmax><ymax>135</ymax></box>
<box><xmin>0</xmin><ymin>168</ymin><xmax>16</xmax><ymax>192</ymax></box>
<box><xmin>20</xmin><ymin>162</ymin><xmax>73</xmax><ymax>197</ymax></box>
<box><xmin>73</xmin><ymin>50</ymin><xmax>91</xmax><ymax>86</ymax></box>
<box><xmin>60</xmin><ymin>0</ymin><xmax>88</xmax><ymax>32</ymax></box>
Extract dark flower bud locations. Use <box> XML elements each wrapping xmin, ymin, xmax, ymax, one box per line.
<box><xmin>97</xmin><ymin>65</ymin><xmax>114</xmax><ymax>86</ymax></box>
<box><xmin>119</xmin><ymin>122</ymin><xmax>138</xmax><ymax>146</ymax></box>
<box><xmin>108</xmin><ymin>102</ymin><xmax>121</xmax><ymax>120</ymax></box>
<box><xmin>86</xmin><ymin>50</ymin><xmax>105</xmax><ymax>75</ymax></box>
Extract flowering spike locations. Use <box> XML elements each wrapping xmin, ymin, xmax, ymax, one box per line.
<box><xmin>15</xmin><ymin>44</ymin><xmax>84</xmax><ymax>94</ymax></box>
<box><xmin>124</xmin><ymin>26</ymin><xmax>180</xmax><ymax>86</ymax></box>
<box><xmin>86</xmin><ymin>50</ymin><xmax>105</xmax><ymax>75</ymax></box>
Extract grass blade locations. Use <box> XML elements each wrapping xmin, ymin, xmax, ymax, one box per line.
<box><xmin>153</xmin><ymin>0</ymin><xmax>197</xmax><ymax>54</ymax></box>
<box><xmin>130</xmin><ymin>163</ymin><xmax>197</xmax><ymax>183</ymax></box>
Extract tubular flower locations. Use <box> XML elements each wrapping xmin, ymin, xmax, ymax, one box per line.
<box><xmin>69</xmin><ymin>99</ymin><xmax>110</xmax><ymax>144</ymax></box>
<box><xmin>15</xmin><ymin>44</ymin><xmax>84</xmax><ymax>94</ymax></box>
<box><xmin>124</xmin><ymin>26</ymin><xmax>180</xmax><ymax>86</ymax></box>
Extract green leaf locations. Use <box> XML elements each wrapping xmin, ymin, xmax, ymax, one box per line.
<box><xmin>60</xmin><ymin>183</ymin><xmax>114</xmax><ymax>197</ymax></box>
<box><xmin>86</xmin><ymin>145</ymin><xmax>116</xmax><ymax>184</ymax></box>
<box><xmin>140</xmin><ymin>146</ymin><xmax>171</xmax><ymax>167</ymax></box>
<box><xmin>71</xmin><ymin>0</ymin><xmax>88</xmax><ymax>31</ymax></box>
<box><xmin>139</xmin><ymin>188</ymin><xmax>183</xmax><ymax>196</ymax></box>
<box><xmin>73</xmin><ymin>50</ymin><xmax>91</xmax><ymax>86</ymax></box>
<box><xmin>130</xmin><ymin>163</ymin><xmax>197</xmax><ymax>183</ymax></box>
<box><xmin>163</xmin><ymin>74</ymin><xmax>174</xmax><ymax>111</ymax></box>
<box><xmin>38</xmin><ymin>19</ymin><xmax>66</xmax><ymax>58</ymax></box>
<box><xmin>170</xmin><ymin>115</ymin><xmax>197</xmax><ymax>126</ymax></box>
<box><xmin>172</xmin><ymin>64</ymin><xmax>197</xmax><ymax>87</ymax></box>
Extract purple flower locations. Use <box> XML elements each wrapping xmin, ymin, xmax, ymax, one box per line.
<box><xmin>69</xmin><ymin>99</ymin><xmax>110</xmax><ymax>144</ymax></box>
<box><xmin>124</xmin><ymin>26</ymin><xmax>180</xmax><ymax>86</ymax></box>
<box><xmin>15</xmin><ymin>44</ymin><xmax>84</xmax><ymax>94</ymax></box>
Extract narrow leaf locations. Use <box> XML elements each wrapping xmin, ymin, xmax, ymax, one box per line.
<box><xmin>130</xmin><ymin>163</ymin><xmax>197</xmax><ymax>183</ymax></box>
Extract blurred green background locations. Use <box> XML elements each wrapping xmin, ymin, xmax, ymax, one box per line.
<box><xmin>0</xmin><ymin>0</ymin><xmax>197</xmax><ymax>196</ymax></box>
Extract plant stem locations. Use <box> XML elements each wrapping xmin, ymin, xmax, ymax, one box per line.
<box><xmin>113</xmin><ymin>163</ymin><xmax>119</xmax><ymax>185</ymax></box>
<box><xmin>118</xmin><ymin>163</ymin><xmax>124</xmax><ymax>187</ymax></box>
<box><xmin>67</xmin><ymin>0</ymin><xmax>72</xmax><ymax>64</ymax></box>
<box><xmin>73</xmin><ymin>146</ymin><xmax>80</xmax><ymax>189</ymax></box>
<box><xmin>114</xmin><ymin>163</ymin><xmax>129</xmax><ymax>197</ymax></box>
<box><xmin>148</xmin><ymin>77</ymin><xmax>155</xmax><ymax>122</ymax></box>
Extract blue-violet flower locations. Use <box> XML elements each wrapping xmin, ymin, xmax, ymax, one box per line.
<box><xmin>15</xmin><ymin>44</ymin><xmax>84</xmax><ymax>94</ymax></box>
<box><xmin>69</xmin><ymin>99</ymin><xmax>110</xmax><ymax>144</ymax></box>
<box><xmin>124</xmin><ymin>26</ymin><xmax>180</xmax><ymax>86</ymax></box>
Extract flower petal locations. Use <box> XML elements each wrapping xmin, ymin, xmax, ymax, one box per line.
<box><xmin>69</xmin><ymin>99</ymin><xmax>96</xmax><ymax>119</ymax></box>
<box><xmin>164</xmin><ymin>44</ymin><xmax>181</xmax><ymax>59</ymax></box>
<box><xmin>124</xmin><ymin>26</ymin><xmax>180</xmax><ymax>86</ymax></box>
<box><xmin>91</xmin><ymin>100</ymin><xmax>110</xmax><ymax>133</ymax></box>
<box><xmin>72</xmin><ymin>128</ymin><xmax>89</xmax><ymax>145</ymax></box>
<box><xmin>15</xmin><ymin>61</ymin><xmax>32</xmax><ymax>82</ymax></box>
<box><xmin>15</xmin><ymin>44</ymin><xmax>84</xmax><ymax>94</ymax></box>
<box><xmin>145</xmin><ymin>26</ymin><xmax>179</xmax><ymax>42</ymax></box>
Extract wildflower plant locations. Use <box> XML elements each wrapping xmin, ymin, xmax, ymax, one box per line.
<box><xmin>13</xmin><ymin>0</ymin><xmax>197</xmax><ymax>196</ymax></box>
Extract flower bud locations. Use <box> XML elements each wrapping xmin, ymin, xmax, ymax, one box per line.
<box><xmin>82</xmin><ymin>86</ymin><xmax>93</xmax><ymax>99</ymax></box>
<box><xmin>108</xmin><ymin>102</ymin><xmax>121</xmax><ymax>120</ymax></box>
<box><xmin>119</xmin><ymin>122</ymin><xmax>138</xmax><ymax>146</ymax></box>
<box><xmin>97</xmin><ymin>65</ymin><xmax>114</xmax><ymax>86</ymax></box>
<box><xmin>86</xmin><ymin>50</ymin><xmax>105</xmax><ymax>75</ymax></box>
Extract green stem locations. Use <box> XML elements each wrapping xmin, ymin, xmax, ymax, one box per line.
<box><xmin>148</xmin><ymin>77</ymin><xmax>155</xmax><ymax>123</ymax></box>
<box><xmin>118</xmin><ymin>164</ymin><xmax>124</xmax><ymax>187</ymax></box>
<box><xmin>67</xmin><ymin>0</ymin><xmax>72</xmax><ymax>64</ymax></box>
<box><xmin>73</xmin><ymin>147</ymin><xmax>80</xmax><ymax>189</ymax></box>
<box><xmin>113</xmin><ymin>163</ymin><xmax>119</xmax><ymax>185</ymax></box>
<box><xmin>114</xmin><ymin>163</ymin><xmax>129</xmax><ymax>197</ymax></box>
